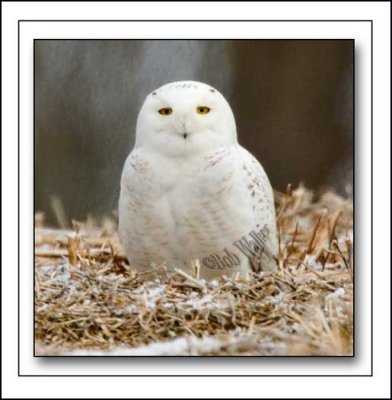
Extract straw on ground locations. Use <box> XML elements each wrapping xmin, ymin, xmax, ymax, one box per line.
<box><xmin>35</xmin><ymin>185</ymin><xmax>353</xmax><ymax>356</ymax></box>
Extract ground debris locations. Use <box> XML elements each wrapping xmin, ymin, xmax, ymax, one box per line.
<box><xmin>35</xmin><ymin>185</ymin><xmax>353</xmax><ymax>356</ymax></box>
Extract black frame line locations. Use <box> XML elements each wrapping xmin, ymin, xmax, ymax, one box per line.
<box><xmin>17</xmin><ymin>19</ymin><xmax>371</xmax><ymax>377</ymax></box>
<box><xmin>20</xmin><ymin>19</ymin><xmax>373</xmax><ymax>22</ymax></box>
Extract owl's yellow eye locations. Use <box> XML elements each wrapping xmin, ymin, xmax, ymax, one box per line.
<box><xmin>196</xmin><ymin>106</ymin><xmax>210</xmax><ymax>114</ymax></box>
<box><xmin>158</xmin><ymin>108</ymin><xmax>173</xmax><ymax>115</ymax></box>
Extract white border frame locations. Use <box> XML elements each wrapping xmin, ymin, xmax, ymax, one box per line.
<box><xmin>2</xmin><ymin>2</ymin><xmax>390</xmax><ymax>399</ymax></box>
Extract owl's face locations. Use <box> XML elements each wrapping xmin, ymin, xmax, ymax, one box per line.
<box><xmin>135</xmin><ymin>81</ymin><xmax>237</xmax><ymax>157</ymax></box>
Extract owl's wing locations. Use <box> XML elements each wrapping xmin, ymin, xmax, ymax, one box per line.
<box><xmin>238</xmin><ymin>145</ymin><xmax>279</xmax><ymax>272</ymax></box>
<box><xmin>118</xmin><ymin>149</ymin><xmax>158</xmax><ymax>269</ymax></box>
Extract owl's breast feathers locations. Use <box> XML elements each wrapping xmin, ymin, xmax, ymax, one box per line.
<box><xmin>119</xmin><ymin>145</ymin><xmax>278</xmax><ymax>273</ymax></box>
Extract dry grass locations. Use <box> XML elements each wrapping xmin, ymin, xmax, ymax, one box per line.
<box><xmin>35</xmin><ymin>185</ymin><xmax>353</xmax><ymax>356</ymax></box>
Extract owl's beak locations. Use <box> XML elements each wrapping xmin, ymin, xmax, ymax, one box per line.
<box><xmin>180</xmin><ymin>121</ymin><xmax>190</xmax><ymax>139</ymax></box>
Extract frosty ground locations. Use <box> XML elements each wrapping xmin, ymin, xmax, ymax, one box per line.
<box><xmin>35</xmin><ymin>186</ymin><xmax>353</xmax><ymax>356</ymax></box>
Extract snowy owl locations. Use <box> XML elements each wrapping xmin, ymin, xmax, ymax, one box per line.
<box><xmin>119</xmin><ymin>81</ymin><xmax>278</xmax><ymax>279</ymax></box>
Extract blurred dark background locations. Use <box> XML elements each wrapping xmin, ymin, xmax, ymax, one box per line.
<box><xmin>34</xmin><ymin>40</ymin><xmax>353</xmax><ymax>226</ymax></box>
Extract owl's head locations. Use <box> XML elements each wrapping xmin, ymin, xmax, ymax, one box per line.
<box><xmin>134</xmin><ymin>81</ymin><xmax>237</xmax><ymax>157</ymax></box>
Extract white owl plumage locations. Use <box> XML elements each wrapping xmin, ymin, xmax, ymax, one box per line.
<box><xmin>119</xmin><ymin>81</ymin><xmax>278</xmax><ymax>279</ymax></box>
